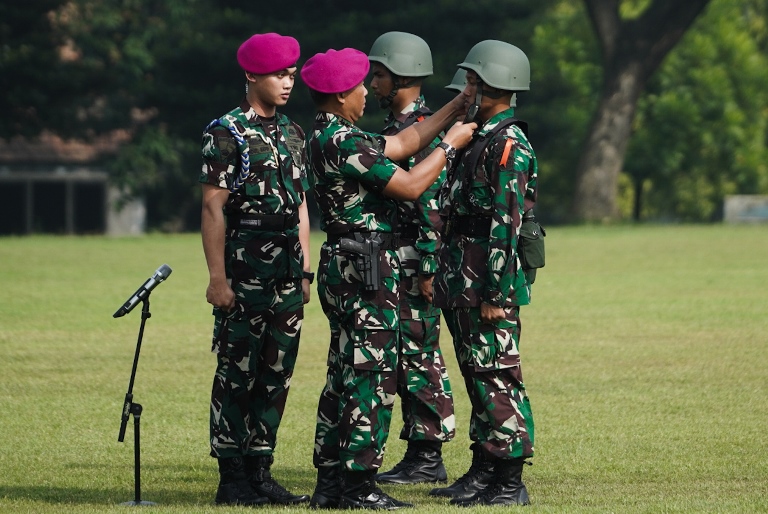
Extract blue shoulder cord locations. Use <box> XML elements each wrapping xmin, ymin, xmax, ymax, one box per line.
<box><xmin>203</xmin><ymin>118</ymin><xmax>250</xmax><ymax>193</ymax></box>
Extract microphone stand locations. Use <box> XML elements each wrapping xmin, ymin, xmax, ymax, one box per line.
<box><xmin>117</xmin><ymin>297</ymin><xmax>157</xmax><ymax>506</ymax></box>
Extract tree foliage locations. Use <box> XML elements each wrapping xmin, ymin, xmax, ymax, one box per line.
<box><xmin>569</xmin><ymin>0</ymin><xmax>712</xmax><ymax>222</ymax></box>
<box><xmin>626</xmin><ymin>0</ymin><xmax>768</xmax><ymax>221</ymax></box>
<box><xmin>528</xmin><ymin>0</ymin><xmax>768</xmax><ymax>222</ymax></box>
<box><xmin>1</xmin><ymin>0</ymin><xmax>766</xmax><ymax>229</ymax></box>
<box><xmin>1</xmin><ymin>1</ymin><xmax>70</xmax><ymax>138</ymax></box>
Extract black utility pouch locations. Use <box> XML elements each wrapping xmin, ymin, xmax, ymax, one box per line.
<box><xmin>518</xmin><ymin>220</ymin><xmax>546</xmax><ymax>284</ymax></box>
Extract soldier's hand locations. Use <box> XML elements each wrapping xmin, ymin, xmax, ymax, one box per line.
<box><xmin>302</xmin><ymin>278</ymin><xmax>311</xmax><ymax>304</ymax></box>
<box><xmin>419</xmin><ymin>275</ymin><xmax>434</xmax><ymax>303</ymax></box>
<box><xmin>449</xmin><ymin>91</ymin><xmax>472</xmax><ymax>118</ymax></box>
<box><xmin>443</xmin><ymin>121</ymin><xmax>478</xmax><ymax>151</ymax></box>
<box><xmin>206</xmin><ymin>280</ymin><xmax>236</xmax><ymax>311</ymax></box>
<box><xmin>480</xmin><ymin>302</ymin><xmax>505</xmax><ymax>323</ymax></box>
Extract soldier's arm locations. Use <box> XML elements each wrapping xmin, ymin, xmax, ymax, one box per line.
<box><xmin>298</xmin><ymin>196</ymin><xmax>312</xmax><ymax>304</ymax></box>
<box><xmin>201</xmin><ymin>184</ymin><xmax>235</xmax><ymax>311</ymax></box>
<box><xmin>383</xmin><ymin>121</ymin><xmax>475</xmax><ymax>201</ymax></box>
<box><xmin>485</xmin><ymin>135</ymin><xmax>528</xmax><ymax>306</ymax></box>
<box><xmin>415</xmin><ymin>163</ymin><xmax>443</xmax><ymax>271</ymax></box>
<box><xmin>383</xmin><ymin>92</ymin><xmax>469</xmax><ymax>161</ymax></box>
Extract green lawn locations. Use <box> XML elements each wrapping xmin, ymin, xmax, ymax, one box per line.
<box><xmin>1</xmin><ymin>225</ymin><xmax>766</xmax><ymax>513</ymax></box>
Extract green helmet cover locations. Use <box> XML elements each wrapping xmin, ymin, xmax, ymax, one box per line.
<box><xmin>458</xmin><ymin>40</ymin><xmax>530</xmax><ymax>91</ymax></box>
<box><xmin>368</xmin><ymin>31</ymin><xmax>433</xmax><ymax>77</ymax></box>
<box><xmin>445</xmin><ymin>69</ymin><xmax>467</xmax><ymax>93</ymax></box>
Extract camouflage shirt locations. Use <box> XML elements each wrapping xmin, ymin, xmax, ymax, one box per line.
<box><xmin>200</xmin><ymin>98</ymin><xmax>309</xmax><ymax>216</ymax></box>
<box><xmin>199</xmin><ymin>98</ymin><xmax>309</xmax><ymax>281</ymax></box>
<box><xmin>434</xmin><ymin>108</ymin><xmax>538</xmax><ymax>308</ymax></box>
<box><xmin>381</xmin><ymin>95</ymin><xmax>444</xmax><ymax>277</ymax></box>
<box><xmin>307</xmin><ymin>112</ymin><xmax>399</xmax><ymax>233</ymax></box>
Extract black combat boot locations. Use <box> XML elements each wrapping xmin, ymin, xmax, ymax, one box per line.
<box><xmin>376</xmin><ymin>441</ymin><xmax>448</xmax><ymax>485</ymax></box>
<box><xmin>339</xmin><ymin>469</ymin><xmax>413</xmax><ymax>510</ymax></box>
<box><xmin>309</xmin><ymin>465</ymin><xmax>341</xmax><ymax>509</ymax></box>
<box><xmin>245</xmin><ymin>454</ymin><xmax>310</xmax><ymax>504</ymax></box>
<box><xmin>428</xmin><ymin>443</ymin><xmax>495</xmax><ymax>500</ymax></box>
<box><xmin>214</xmin><ymin>456</ymin><xmax>269</xmax><ymax>506</ymax></box>
<box><xmin>452</xmin><ymin>458</ymin><xmax>530</xmax><ymax>507</ymax></box>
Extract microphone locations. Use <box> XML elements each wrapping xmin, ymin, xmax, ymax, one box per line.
<box><xmin>113</xmin><ymin>264</ymin><xmax>173</xmax><ymax>318</ymax></box>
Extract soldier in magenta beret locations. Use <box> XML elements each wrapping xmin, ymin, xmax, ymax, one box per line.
<box><xmin>200</xmin><ymin>32</ymin><xmax>311</xmax><ymax>506</ymax></box>
<box><xmin>300</xmin><ymin>47</ymin><xmax>477</xmax><ymax>510</ymax></box>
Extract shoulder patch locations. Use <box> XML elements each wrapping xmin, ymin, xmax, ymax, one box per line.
<box><xmin>216</xmin><ymin>135</ymin><xmax>237</xmax><ymax>160</ymax></box>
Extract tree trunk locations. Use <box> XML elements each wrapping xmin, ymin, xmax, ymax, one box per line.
<box><xmin>572</xmin><ymin>61</ymin><xmax>643</xmax><ymax>221</ymax></box>
<box><xmin>571</xmin><ymin>0</ymin><xmax>712</xmax><ymax>222</ymax></box>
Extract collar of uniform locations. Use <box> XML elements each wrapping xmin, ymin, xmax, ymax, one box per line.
<box><xmin>398</xmin><ymin>94</ymin><xmax>427</xmax><ymax>116</ymax></box>
<box><xmin>239</xmin><ymin>97</ymin><xmax>289</xmax><ymax>127</ymax></box>
<box><xmin>384</xmin><ymin>95</ymin><xmax>428</xmax><ymax>129</ymax></box>
<box><xmin>476</xmin><ymin>107</ymin><xmax>516</xmax><ymax>137</ymax></box>
<box><xmin>316</xmin><ymin>111</ymin><xmax>354</xmax><ymax>128</ymax></box>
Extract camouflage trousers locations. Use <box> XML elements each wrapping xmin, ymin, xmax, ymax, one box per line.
<box><xmin>395</xmin><ymin>242</ymin><xmax>455</xmax><ymax>443</ymax></box>
<box><xmin>313</xmin><ymin>245</ymin><xmax>400</xmax><ymax>471</ymax></box>
<box><xmin>442</xmin><ymin>306</ymin><xmax>534</xmax><ymax>459</ymax></box>
<box><xmin>396</xmin><ymin>315</ymin><xmax>455</xmax><ymax>442</ymax></box>
<box><xmin>209</xmin><ymin>277</ymin><xmax>304</xmax><ymax>459</ymax></box>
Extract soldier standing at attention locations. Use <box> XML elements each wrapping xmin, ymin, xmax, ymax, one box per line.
<box><xmin>431</xmin><ymin>40</ymin><xmax>539</xmax><ymax>507</ymax></box>
<box><xmin>200</xmin><ymin>32</ymin><xmax>312</xmax><ymax>507</ymax></box>
<box><xmin>300</xmin><ymin>47</ymin><xmax>476</xmax><ymax>510</ymax></box>
<box><xmin>367</xmin><ymin>31</ymin><xmax>455</xmax><ymax>486</ymax></box>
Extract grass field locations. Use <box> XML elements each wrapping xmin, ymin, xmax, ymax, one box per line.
<box><xmin>1</xmin><ymin>224</ymin><xmax>767</xmax><ymax>513</ymax></box>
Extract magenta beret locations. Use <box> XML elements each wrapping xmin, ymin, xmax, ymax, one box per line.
<box><xmin>300</xmin><ymin>48</ymin><xmax>370</xmax><ymax>94</ymax></box>
<box><xmin>237</xmin><ymin>33</ymin><xmax>300</xmax><ymax>74</ymax></box>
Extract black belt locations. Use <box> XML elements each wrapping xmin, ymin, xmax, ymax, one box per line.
<box><xmin>452</xmin><ymin>215</ymin><xmax>491</xmax><ymax>237</ymax></box>
<box><xmin>227</xmin><ymin>212</ymin><xmax>299</xmax><ymax>231</ymax></box>
<box><xmin>398</xmin><ymin>224</ymin><xmax>420</xmax><ymax>240</ymax></box>
<box><xmin>326</xmin><ymin>231</ymin><xmax>400</xmax><ymax>250</ymax></box>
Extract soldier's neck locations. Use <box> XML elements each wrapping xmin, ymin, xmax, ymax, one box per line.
<box><xmin>246</xmin><ymin>92</ymin><xmax>277</xmax><ymax>118</ymax></box>
<box><xmin>391</xmin><ymin>89</ymin><xmax>421</xmax><ymax>114</ymax></box>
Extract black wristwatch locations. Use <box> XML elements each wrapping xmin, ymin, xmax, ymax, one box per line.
<box><xmin>437</xmin><ymin>141</ymin><xmax>457</xmax><ymax>169</ymax></box>
<box><xmin>303</xmin><ymin>271</ymin><xmax>315</xmax><ymax>284</ymax></box>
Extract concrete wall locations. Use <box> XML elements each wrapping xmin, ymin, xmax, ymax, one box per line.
<box><xmin>106</xmin><ymin>186</ymin><xmax>146</xmax><ymax>236</ymax></box>
<box><xmin>724</xmin><ymin>195</ymin><xmax>768</xmax><ymax>223</ymax></box>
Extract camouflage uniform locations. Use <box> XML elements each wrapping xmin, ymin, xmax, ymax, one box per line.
<box><xmin>381</xmin><ymin>96</ymin><xmax>455</xmax><ymax>444</ymax></box>
<box><xmin>434</xmin><ymin>107</ymin><xmax>537</xmax><ymax>460</ymax></box>
<box><xmin>308</xmin><ymin>111</ymin><xmax>402</xmax><ymax>472</ymax></box>
<box><xmin>200</xmin><ymin>98</ymin><xmax>308</xmax><ymax>459</ymax></box>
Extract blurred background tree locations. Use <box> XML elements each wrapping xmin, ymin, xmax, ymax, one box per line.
<box><xmin>1</xmin><ymin>0</ymin><xmax>766</xmax><ymax>230</ymax></box>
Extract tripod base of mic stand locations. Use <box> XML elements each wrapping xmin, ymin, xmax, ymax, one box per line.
<box><xmin>121</xmin><ymin>500</ymin><xmax>157</xmax><ymax>506</ymax></box>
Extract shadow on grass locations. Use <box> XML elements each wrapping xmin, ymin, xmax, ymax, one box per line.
<box><xmin>0</xmin><ymin>465</ymin><xmax>318</xmax><ymax>506</ymax></box>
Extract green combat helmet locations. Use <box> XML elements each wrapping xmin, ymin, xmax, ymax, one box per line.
<box><xmin>445</xmin><ymin>69</ymin><xmax>517</xmax><ymax>108</ymax></box>
<box><xmin>369</xmin><ymin>31</ymin><xmax>433</xmax><ymax>77</ymax></box>
<box><xmin>369</xmin><ymin>31</ymin><xmax>432</xmax><ymax>108</ymax></box>
<box><xmin>445</xmin><ymin>69</ymin><xmax>467</xmax><ymax>93</ymax></box>
<box><xmin>458</xmin><ymin>40</ymin><xmax>527</xmax><ymax>121</ymax></box>
<box><xmin>458</xmin><ymin>40</ymin><xmax>530</xmax><ymax>91</ymax></box>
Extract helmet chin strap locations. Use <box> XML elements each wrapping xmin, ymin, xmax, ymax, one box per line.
<box><xmin>379</xmin><ymin>74</ymin><xmax>419</xmax><ymax>109</ymax></box>
<box><xmin>465</xmin><ymin>79</ymin><xmax>484</xmax><ymax>123</ymax></box>
<box><xmin>475</xmin><ymin>84</ymin><xmax>484</xmax><ymax>108</ymax></box>
<box><xmin>481</xmin><ymin>85</ymin><xmax>508</xmax><ymax>100</ymax></box>
<box><xmin>466</xmin><ymin>80</ymin><xmax>511</xmax><ymax>122</ymax></box>
<box><xmin>379</xmin><ymin>88</ymin><xmax>397</xmax><ymax>109</ymax></box>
